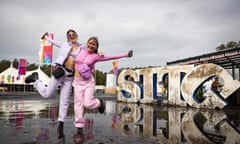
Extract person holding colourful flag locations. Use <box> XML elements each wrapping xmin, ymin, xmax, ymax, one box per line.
<box><xmin>25</xmin><ymin>29</ymin><xmax>84</xmax><ymax>140</ymax></box>
<box><xmin>73</xmin><ymin>36</ymin><xmax>133</xmax><ymax>134</ymax></box>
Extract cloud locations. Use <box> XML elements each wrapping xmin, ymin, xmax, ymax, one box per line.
<box><xmin>0</xmin><ymin>0</ymin><xmax>240</xmax><ymax>72</ymax></box>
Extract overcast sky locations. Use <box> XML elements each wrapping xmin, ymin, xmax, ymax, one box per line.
<box><xmin>0</xmin><ymin>0</ymin><xmax>239</xmax><ymax>72</ymax></box>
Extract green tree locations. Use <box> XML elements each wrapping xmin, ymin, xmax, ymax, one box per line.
<box><xmin>26</xmin><ymin>63</ymin><xmax>38</xmax><ymax>71</ymax></box>
<box><xmin>12</xmin><ymin>59</ymin><xmax>19</xmax><ymax>69</ymax></box>
<box><xmin>226</xmin><ymin>41</ymin><xmax>238</xmax><ymax>48</ymax></box>
<box><xmin>216</xmin><ymin>44</ymin><xmax>226</xmax><ymax>51</ymax></box>
<box><xmin>216</xmin><ymin>40</ymin><xmax>240</xmax><ymax>51</ymax></box>
<box><xmin>94</xmin><ymin>70</ymin><xmax>106</xmax><ymax>85</ymax></box>
<box><xmin>40</xmin><ymin>65</ymin><xmax>52</xmax><ymax>77</ymax></box>
<box><xmin>0</xmin><ymin>60</ymin><xmax>11</xmax><ymax>73</ymax></box>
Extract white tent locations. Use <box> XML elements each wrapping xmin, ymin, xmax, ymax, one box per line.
<box><xmin>0</xmin><ymin>64</ymin><xmax>50</xmax><ymax>85</ymax></box>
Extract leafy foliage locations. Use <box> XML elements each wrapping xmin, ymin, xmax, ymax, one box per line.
<box><xmin>40</xmin><ymin>65</ymin><xmax>52</xmax><ymax>77</ymax></box>
<box><xmin>0</xmin><ymin>59</ymin><xmax>11</xmax><ymax>73</ymax></box>
<box><xmin>94</xmin><ymin>70</ymin><xmax>106</xmax><ymax>85</ymax></box>
<box><xmin>13</xmin><ymin>58</ymin><xmax>18</xmax><ymax>69</ymax></box>
<box><xmin>216</xmin><ymin>41</ymin><xmax>240</xmax><ymax>51</ymax></box>
<box><xmin>26</xmin><ymin>63</ymin><xmax>38</xmax><ymax>71</ymax></box>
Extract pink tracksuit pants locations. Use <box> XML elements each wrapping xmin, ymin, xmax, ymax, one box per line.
<box><xmin>72</xmin><ymin>76</ymin><xmax>101</xmax><ymax>128</ymax></box>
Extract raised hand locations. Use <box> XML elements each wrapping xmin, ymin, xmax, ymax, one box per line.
<box><xmin>41</xmin><ymin>32</ymin><xmax>48</xmax><ymax>40</ymax></box>
<box><xmin>128</xmin><ymin>50</ymin><xmax>133</xmax><ymax>57</ymax></box>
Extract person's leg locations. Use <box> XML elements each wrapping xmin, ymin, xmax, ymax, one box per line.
<box><xmin>83</xmin><ymin>81</ymin><xmax>105</xmax><ymax>113</ymax></box>
<box><xmin>57</xmin><ymin>76</ymin><xmax>73</xmax><ymax>122</ymax></box>
<box><xmin>34</xmin><ymin>76</ymin><xmax>61</xmax><ymax>98</ymax></box>
<box><xmin>73</xmin><ymin>79</ymin><xmax>85</xmax><ymax>128</ymax></box>
<box><xmin>55</xmin><ymin>76</ymin><xmax>72</xmax><ymax>141</ymax></box>
<box><xmin>83</xmin><ymin>85</ymin><xmax>101</xmax><ymax>109</ymax></box>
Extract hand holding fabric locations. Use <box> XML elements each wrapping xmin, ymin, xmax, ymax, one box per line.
<box><xmin>41</xmin><ymin>32</ymin><xmax>48</xmax><ymax>40</ymax></box>
<box><xmin>98</xmin><ymin>51</ymin><xmax>105</xmax><ymax>57</ymax></box>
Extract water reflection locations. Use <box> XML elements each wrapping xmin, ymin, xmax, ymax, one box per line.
<box><xmin>72</xmin><ymin>118</ymin><xmax>95</xmax><ymax>144</ymax></box>
<box><xmin>0</xmin><ymin>96</ymin><xmax>239</xmax><ymax>143</ymax></box>
<box><xmin>35</xmin><ymin>128</ymin><xmax>51</xmax><ymax>143</ymax></box>
<box><xmin>115</xmin><ymin>103</ymin><xmax>240</xmax><ymax>144</ymax></box>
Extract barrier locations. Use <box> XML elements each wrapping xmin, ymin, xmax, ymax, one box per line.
<box><xmin>0</xmin><ymin>87</ymin><xmax>7</xmax><ymax>92</ymax></box>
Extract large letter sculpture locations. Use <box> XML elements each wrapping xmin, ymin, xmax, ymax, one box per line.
<box><xmin>117</xmin><ymin>64</ymin><xmax>240</xmax><ymax>109</ymax></box>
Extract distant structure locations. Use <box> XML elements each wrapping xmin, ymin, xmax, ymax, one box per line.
<box><xmin>167</xmin><ymin>46</ymin><xmax>240</xmax><ymax>80</ymax></box>
<box><xmin>0</xmin><ymin>64</ymin><xmax>50</xmax><ymax>92</ymax></box>
<box><xmin>105</xmin><ymin>73</ymin><xmax>117</xmax><ymax>94</ymax></box>
<box><xmin>106</xmin><ymin>73</ymin><xmax>117</xmax><ymax>88</ymax></box>
<box><xmin>0</xmin><ymin>64</ymin><xmax>50</xmax><ymax>85</ymax></box>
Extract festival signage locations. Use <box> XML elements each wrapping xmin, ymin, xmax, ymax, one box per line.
<box><xmin>39</xmin><ymin>33</ymin><xmax>54</xmax><ymax>64</ymax></box>
<box><xmin>117</xmin><ymin>63</ymin><xmax>240</xmax><ymax>109</ymax></box>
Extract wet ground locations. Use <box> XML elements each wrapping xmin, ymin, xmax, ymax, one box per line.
<box><xmin>0</xmin><ymin>92</ymin><xmax>240</xmax><ymax>144</ymax></box>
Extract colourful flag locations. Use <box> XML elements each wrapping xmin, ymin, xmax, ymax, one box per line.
<box><xmin>12</xmin><ymin>76</ymin><xmax>15</xmax><ymax>84</ymax></box>
<box><xmin>1</xmin><ymin>75</ymin><xmax>4</xmax><ymax>84</ymax></box>
<box><xmin>22</xmin><ymin>76</ymin><xmax>25</xmax><ymax>83</ymax></box>
<box><xmin>18</xmin><ymin>58</ymin><xmax>27</xmax><ymax>76</ymax></box>
<box><xmin>7</xmin><ymin>74</ymin><xmax>11</xmax><ymax>83</ymax></box>
<box><xmin>39</xmin><ymin>33</ymin><xmax>54</xmax><ymax>64</ymax></box>
<box><xmin>112</xmin><ymin>61</ymin><xmax>118</xmax><ymax>76</ymax></box>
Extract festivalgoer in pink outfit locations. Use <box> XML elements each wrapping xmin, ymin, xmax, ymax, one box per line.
<box><xmin>73</xmin><ymin>36</ymin><xmax>133</xmax><ymax>132</ymax></box>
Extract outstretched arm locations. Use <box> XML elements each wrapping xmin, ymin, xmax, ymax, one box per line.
<box><xmin>41</xmin><ymin>32</ymin><xmax>62</xmax><ymax>48</ymax></box>
<box><xmin>97</xmin><ymin>50</ymin><xmax>133</xmax><ymax>62</ymax></box>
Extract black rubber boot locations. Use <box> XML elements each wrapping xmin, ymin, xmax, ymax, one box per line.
<box><xmin>57</xmin><ymin>121</ymin><xmax>64</xmax><ymax>139</ymax></box>
<box><xmin>98</xmin><ymin>99</ymin><xmax>105</xmax><ymax>114</ymax></box>
<box><xmin>25</xmin><ymin>72</ymin><xmax>39</xmax><ymax>84</ymax></box>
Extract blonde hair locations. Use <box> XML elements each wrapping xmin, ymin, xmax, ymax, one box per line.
<box><xmin>87</xmin><ymin>36</ymin><xmax>99</xmax><ymax>53</ymax></box>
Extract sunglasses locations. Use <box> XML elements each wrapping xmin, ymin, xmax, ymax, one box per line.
<box><xmin>67</xmin><ymin>33</ymin><xmax>77</xmax><ymax>38</ymax></box>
